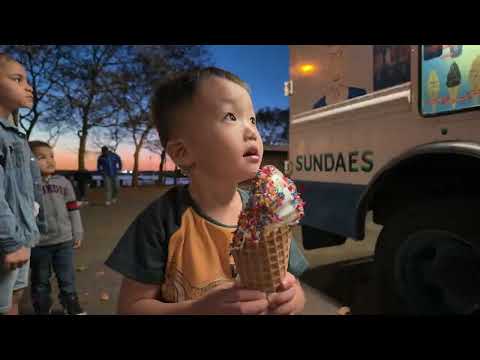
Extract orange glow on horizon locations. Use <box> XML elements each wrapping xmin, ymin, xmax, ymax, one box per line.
<box><xmin>53</xmin><ymin>149</ymin><xmax>176</xmax><ymax>172</ymax></box>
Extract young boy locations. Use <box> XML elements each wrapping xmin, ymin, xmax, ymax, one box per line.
<box><xmin>0</xmin><ymin>53</ymin><xmax>47</xmax><ymax>315</ymax></box>
<box><xmin>29</xmin><ymin>141</ymin><xmax>86</xmax><ymax>315</ymax></box>
<box><xmin>106</xmin><ymin>67</ymin><xmax>310</xmax><ymax>315</ymax></box>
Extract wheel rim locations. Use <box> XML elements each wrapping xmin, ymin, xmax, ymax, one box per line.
<box><xmin>395</xmin><ymin>230</ymin><xmax>480</xmax><ymax>314</ymax></box>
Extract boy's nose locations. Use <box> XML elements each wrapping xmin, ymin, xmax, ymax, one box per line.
<box><xmin>243</xmin><ymin>122</ymin><xmax>257</xmax><ymax>141</ymax></box>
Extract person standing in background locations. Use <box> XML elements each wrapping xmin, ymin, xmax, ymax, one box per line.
<box><xmin>97</xmin><ymin>146</ymin><xmax>122</xmax><ymax>206</ymax></box>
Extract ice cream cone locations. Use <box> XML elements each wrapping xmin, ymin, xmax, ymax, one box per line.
<box><xmin>231</xmin><ymin>225</ymin><xmax>292</xmax><ymax>293</ymax></box>
<box><xmin>469</xmin><ymin>56</ymin><xmax>480</xmax><ymax>104</ymax></box>
<box><xmin>448</xmin><ymin>85</ymin><xmax>460</xmax><ymax>109</ymax></box>
<box><xmin>447</xmin><ymin>62</ymin><xmax>461</xmax><ymax>110</ymax></box>
<box><xmin>427</xmin><ymin>70</ymin><xmax>440</xmax><ymax>113</ymax></box>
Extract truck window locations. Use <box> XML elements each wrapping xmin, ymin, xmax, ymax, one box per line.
<box><xmin>373</xmin><ymin>45</ymin><xmax>411</xmax><ymax>91</ymax></box>
<box><xmin>420</xmin><ymin>45</ymin><xmax>480</xmax><ymax>116</ymax></box>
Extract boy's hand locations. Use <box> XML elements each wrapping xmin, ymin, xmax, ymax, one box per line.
<box><xmin>73</xmin><ymin>239</ymin><xmax>82</xmax><ymax>249</ymax></box>
<box><xmin>193</xmin><ymin>282</ymin><xmax>269</xmax><ymax>315</ymax></box>
<box><xmin>267</xmin><ymin>272</ymin><xmax>305</xmax><ymax>315</ymax></box>
<box><xmin>2</xmin><ymin>247</ymin><xmax>30</xmax><ymax>271</ymax></box>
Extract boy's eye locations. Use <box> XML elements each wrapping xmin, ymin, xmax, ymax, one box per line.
<box><xmin>224</xmin><ymin>113</ymin><xmax>237</xmax><ymax>121</ymax></box>
<box><xmin>250</xmin><ymin>117</ymin><xmax>256</xmax><ymax>125</ymax></box>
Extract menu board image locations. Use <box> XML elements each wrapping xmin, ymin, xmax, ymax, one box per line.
<box><xmin>421</xmin><ymin>45</ymin><xmax>480</xmax><ymax>116</ymax></box>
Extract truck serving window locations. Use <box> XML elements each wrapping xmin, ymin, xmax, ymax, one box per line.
<box><xmin>420</xmin><ymin>45</ymin><xmax>480</xmax><ymax>117</ymax></box>
<box><xmin>373</xmin><ymin>45</ymin><xmax>411</xmax><ymax>91</ymax></box>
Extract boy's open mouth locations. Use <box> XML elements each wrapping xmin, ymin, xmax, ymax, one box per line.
<box><xmin>243</xmin><ymin>146</ymin><xmax>259</xmax><ymax>157</ymax></box>
<box><xmin>243</xmin><ymin>146</ymin><xmax>260</xmax><ymax>163</ymax></box>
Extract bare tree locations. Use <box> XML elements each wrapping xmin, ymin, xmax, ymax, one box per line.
<box><xmin>109</xmin><ymin>45</ymin><xmax>210</xmax><ymax>187</ymax></box>
<box><xmin>91</xmin><ymin>116</ymin><xmax>127</xmax><ymax>153</ymax></box>
<box><xmin>144</xmin><ymin>138</ymin><xmax>164</xmax><ymax>171</ymax></box>
<box><xmin>54</xmin><ymin>45</ymin><xmax>124</xmax><ymax>170</ymax></box>
<box><xmin>256</xmin><ymin>107</ymin><xmax>289</xmax><ymax>145</ymax></box>
<box><xmin>45</xmin><ymin>123</ymin><xmax>70</xmax><ymax>148</ymax></box>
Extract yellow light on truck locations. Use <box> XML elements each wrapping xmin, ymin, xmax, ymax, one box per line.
<box><xmin>299</xmin><ymin>64</ymin><xmax>315</xmax><ymax>74</ymax></box>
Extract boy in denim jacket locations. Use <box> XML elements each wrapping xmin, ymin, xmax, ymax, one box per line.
<box><xmin>0</xmin><ymin>53</ymin><xmax>46</xmax><ymax>315</ymax></box>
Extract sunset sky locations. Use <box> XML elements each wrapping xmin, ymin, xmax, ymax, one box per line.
<box><xmin>29</xmin><ymin>45</ymin><xmax>289</xmax><ymax>171</ymax></box>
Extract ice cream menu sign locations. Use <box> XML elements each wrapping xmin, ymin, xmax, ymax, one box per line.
<box><xmin>421</xmin><ymin>45</ymin><xmax>480</xmax><ymax>116</ymax></box>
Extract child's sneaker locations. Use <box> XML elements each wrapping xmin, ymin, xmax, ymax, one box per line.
<box><xmin>32</xmin><ymin>297</ymin><xmax>53</xmax><ymax>315</ymax></box>
<box><xmin>61</xmin><ymin>295</ymin><xmax>87</xmax><ymax>315</ymax></box>
<box><xmin>105</xmin><ymin>201</ymin><xmax>111</xmax><ymax>206</ymax></box>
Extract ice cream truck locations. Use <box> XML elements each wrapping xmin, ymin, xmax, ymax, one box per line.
<box><xmin>286</xmin><ymin>45</ymin><xmax>480</xmax><ymax>314</ymax></box>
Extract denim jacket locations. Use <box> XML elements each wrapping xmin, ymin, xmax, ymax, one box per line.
<box><xmin>0</xmin><ymin>116</ymin><xmax>47</xmax><ymax>254</ymax></box>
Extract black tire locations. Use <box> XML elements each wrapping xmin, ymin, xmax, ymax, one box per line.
<box><xmin>374</xmin><ymin>198</ymin><xmax>480</xmax><ymax>315</ymax></box>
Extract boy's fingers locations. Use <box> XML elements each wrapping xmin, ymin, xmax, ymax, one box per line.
<box><xmin>226</xmin><ymin>288</ymin><xmax>267</xmax><ymax>303</ymax></box>
<box><xmin>269</xmin><ymin>300</ymin><xmax>296</xmax><ymax>315</ymax></box>
<box><xmin>268</xmin><ymin>287</ymin><xmax>296</xmax><ymax>308</ymax></box>
<box><xmin>231</xmin><ymin>298</ymin><xmax>269</xmax><ymax>315</ymax></box>
<box><xmin>280</xmin><ymin>273</ymin><xmax>297</xmax><ymax>290</ymax></box>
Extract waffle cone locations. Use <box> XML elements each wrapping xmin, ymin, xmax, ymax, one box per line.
<box><xmin>231</xmin><ymin>225</ymin><xmax>292</xmax><ymax>293</ymax></box>
<box><xmin>448</xmin><ymin>85</ymin><xmax>459</xmax><ymax>106</ymax></box>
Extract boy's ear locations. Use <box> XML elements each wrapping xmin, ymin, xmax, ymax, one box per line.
<box><xmin>166</xmin><ymin>139</ymin><xmax>194</xmax><ymax>168</ymax></box>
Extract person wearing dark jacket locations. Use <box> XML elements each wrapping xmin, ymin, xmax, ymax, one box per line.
<box><xmin>97</xmin><ymin>146</ymin><xmax>122</xmax><ymax>206</ymax></box>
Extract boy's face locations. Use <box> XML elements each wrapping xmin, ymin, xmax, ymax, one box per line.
<box><xmin>0</xmin><ymin>60</ymin><xmax>33</xmax><ymax>113</ymax></box>
<box><xmin>33</xmin><ymin>146</ymin><xmax>56</xmax><ymax>176</ymax></box>
<box><xmin>180</xmin><ymin>76</ymin><xmax>264</xmax><ymax>183</ymax></box>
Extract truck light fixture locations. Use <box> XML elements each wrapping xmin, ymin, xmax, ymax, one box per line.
<box><xmin>299</xmin><ymin>64</ymin><xmax>315</xmax><ymax>74</ymax></box>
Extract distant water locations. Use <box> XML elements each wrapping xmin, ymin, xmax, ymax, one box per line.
<box><xmin>62</xmin><ymin>172</ymin><xmax>190</xmax><ymax>187</ymax></box>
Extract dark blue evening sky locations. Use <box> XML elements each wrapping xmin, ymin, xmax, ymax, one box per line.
<box><xmin>207</xmin><ymin>45</ymin><xmax>289</xmax><ymax>110</ymax></box>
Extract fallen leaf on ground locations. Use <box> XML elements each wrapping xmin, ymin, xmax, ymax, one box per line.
<box><xmin>76</xmin><ymin>265</ymin><xmax>88</xmax><ymax>272</ymax></box>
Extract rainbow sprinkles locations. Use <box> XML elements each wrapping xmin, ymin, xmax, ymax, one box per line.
<box><xmin>233</xmin><ymin>165</ymin><xmax>305</xmax><ymax>247</ymax></box>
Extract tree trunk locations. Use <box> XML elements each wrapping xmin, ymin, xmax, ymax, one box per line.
<box><xmin>132</xmin><ymin>127</ymin><xmax>151</xmax><ymax>187</ymax></box>
<box><xmin>25</xmin><ymin>109</ymin><xmax>39</xmax><ymax>140</ymax></box>
<box><xmin>132</xmin><ymin>148</ymin><xmax>141</xmax><ymax>187</ymax></box>
<box><xmin>78</xmin><ymin>125</ymin><xmax>89</xmax><ymax>171</ymax></box>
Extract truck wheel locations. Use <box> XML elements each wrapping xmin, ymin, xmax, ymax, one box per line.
<box><xmin>374</xmin><ymin>199</ymin><xmax>480</xmax><ymax>314</ymax></box>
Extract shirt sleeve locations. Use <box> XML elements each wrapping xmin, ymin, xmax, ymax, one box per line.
<box><xmin>105</xmin><ymin>202</ymin><xmax>169</xmax><ymax>285</ymax></box>
<box><xmin>287</xmin><ymin>236</ymin><xmax>310</xmax><ymax>278</ymax></box>
<box><xmin>64</xmin><ymin>177</ymin><xmax>83</xmax><ymax>243</ymax></box>
<box><xmin>0</xmin><ymin>162</ymin><xmax>22</xmax><ymax>254</ymax></box>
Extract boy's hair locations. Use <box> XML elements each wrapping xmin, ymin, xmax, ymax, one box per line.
<box><xmin>151</xmin><ymin>67</ymin><xmax>250</xmax><ymax>149</ymax></box>
<box><xmin>29</xmin><ymin>140</ymin><xmax>51</xmax><ymax>152</ymax></box>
